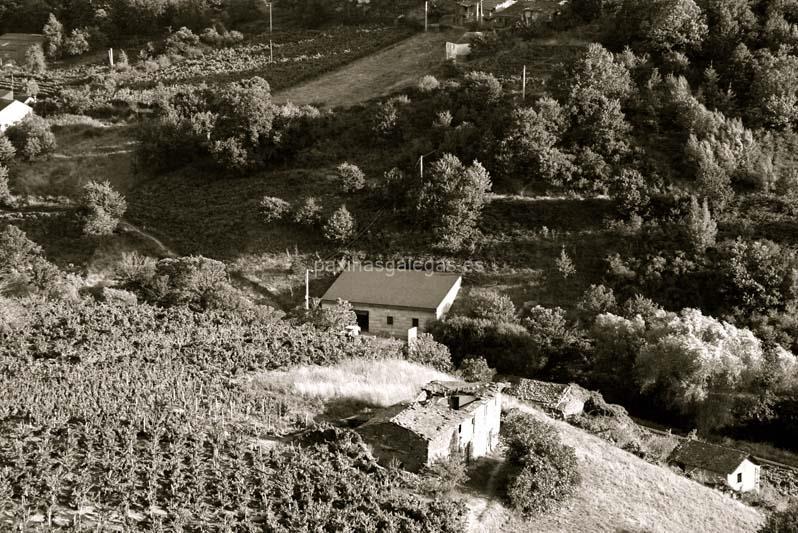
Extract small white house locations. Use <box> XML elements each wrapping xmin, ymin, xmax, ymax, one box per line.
<box><xmin>0</xmin><ymin>98</ymin><xmax>32</xmax><ymax>132</ymax></box>
<box><xmin>668</xmin><ymin>440</ymin><xmax>760</xmax><ymax>493</ymax></box>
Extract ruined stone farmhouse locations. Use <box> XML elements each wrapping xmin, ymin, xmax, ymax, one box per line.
<box><xmin>357</xmin><ymin>380</ymin><xmax>505</xmax><ymax>471</ymax></box>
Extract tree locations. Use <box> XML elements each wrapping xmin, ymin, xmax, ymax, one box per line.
<box><xmin>336</xmin><ymin>162</ymin><xmax>366</xmax><ymax>193</ymax></box>
<box><xmin>720</xmin><ymin>239</ymin><xmax>798</xmax><ymax>314</ymax></box>
<box><xmin>79</xmin><ymin>181</ymin><xmax>127</xmax><ymax>236</ymax></box>
<box><xmin>23</xmin><ymin>78</ymin><xmax>39</xmax><ymax>99</ymax></box>
<box><xmin>62</xmin><ymin>28</ymin><xmax>90</xmax><ymax>56</ymax></box>
<box><xmin>684</xmin><ymin>196</ymin><xmax>717</xmax><ymax>253</ymax></box>
<box><xmin>459</xmin><ymin>356</ymin><xmax>496</xmax><ymax>383</ymax></box>
<box><xmin>42</xmin><ymin>13</ymin><xmax>63</xmax><ymax>58</ymax></box>
<box><xmin>417</xmin><ymin>153</ymin><xmax>492</xmax><ymax>251</ymax></box>
<box><xmin>0</xmin><ymin>137</ymin><xmax>14</xmax><ymax>164</ymax></box>
<box><xmin>259</xmin><ymin>196</ymin><xmax>290</xmax><ymax>223</ymax></box>
<box><xmin>0</xmin><ymin>225</ymin><xmax>63</xmax><ymax>298</ymax></box>
<box><xmin>322</xmin><ymin>205</ymin><xmax>355</xmax><ymax>243</ymax></box>
<box><xmin>646</xmin><ymin>0</ymin><xmax>708</xmax><ymax>53</ymax></box>
<box><xmin>300</xmin><ymin>298</ymin><xmax>357</xmax><ymax>332</ymax></box>
<box><xmin>5</xmin><ymin>115</ymin><xmax>56</xmax><ymax>160</ymax></box>
<box><xmin>555</xmin><ymin>247</ymin><xmax>576</xmax><ymax>279</ymax></box>
<box><xmin>466</xmin><ymin>288</ymin><xmax>517</xmax><ymax>323</ymax></box>
<box><xmin>0</xmin><ymin>165</ymin><xmax>12</xmax><ymax>206</ymax></box>
<box><xmin>293</xmin><ymin>197</ymin><xmax>322</xmax><ymax>225</ymax></box>
<box><xmin>24</xmin><ymin>45</ymin><xmax>46</xmax><ymax>74</ymax></box>
<box><xmin>405</xmin><ymin>333</ymin><xmax>453</xmax><ymax>371</ymax></box>
<box><xmin>577</xmin><ymin>284</ymin><xmax>618</xmax><ymax>324</ymax></box>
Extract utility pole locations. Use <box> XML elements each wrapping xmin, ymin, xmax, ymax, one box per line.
<box><xmin>522</xmin><ymin>65</ymin><xmax>526</xmax><ymax>101</ymax></box>
<box><xmin>419</xmin><ymin>154</ymin><xmax>423</xmax><ymax>179</ymax></box>
<box><xmin>268</xmin><ymin>1</ymin><xmax>273</xmax><ymax>63</ymax></box>
<box><xmin>304</xmin><ymin>269</ymin><xmax>309</xmax><ymax>310</ymax></box>
<box><xmin>270</xmin><ymin>40</ymin><xmax>273</xmax><ymax>63</ymax></box>
<box><xmin>269</xmin><ymin>2</ymin><xmax>273</xmax><ymax>34</ymax></box>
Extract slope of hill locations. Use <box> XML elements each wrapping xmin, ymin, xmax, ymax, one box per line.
<box><xmin>475</xmin><ymin>398</ymin><xmax>765</xmax><ymax>533</ymax></box>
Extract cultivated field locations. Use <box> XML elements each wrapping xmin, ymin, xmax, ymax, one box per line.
<box><xmin>275</xmin><ymin>29</ymin><xmax>460</xmax><ymax>107</ymax></box>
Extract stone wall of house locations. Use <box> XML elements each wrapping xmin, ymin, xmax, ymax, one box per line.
<box><xmin>427</xmin><ymin>393</ymin><xmax>503</xmax><ymax>464</ymax></box>
<box><xmin>357</xmin><ymin>423</ymin><xmax>429</xmax><ymax>472</ymax></box>
<box><xmin>351</xmin><ymin>304</ymin><xmax>437</xmax><ymax>338</ymax></box>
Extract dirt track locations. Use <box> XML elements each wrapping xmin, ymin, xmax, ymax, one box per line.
<box><xmin>274</xmin><ymin>29</ymin><xmax>461</xmax><ymax>107</ymax></box>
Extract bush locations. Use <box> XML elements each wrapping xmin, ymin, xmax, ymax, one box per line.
<box><xmin>507</xmin><ymin>449</ymin><xmax>581</xmax><ymax>515</ymax></box>
<box><xmin>336</xmin><ymin>162</ymin><xmax>366</xmax><ymax>192</ymax></box>
<box><xmin>467</xmin><ymin>288</ymin><xmax>517</xmax><ymax>323</ymax></box>
<box><xmin>5</xmin><ymin>115</ymin><xmax>56</xmax><ymax>160</ymax></box>
<box><xmin>684</xmin><ymin>195</ymin><xmax>717</xmax><ymax>253</ymax></box>
<box><xmin>419</xmin><ymin>455</ymin><xmax>468</xmax><ymax>495</ymax></box>
<box><xmin>299</xmin><ymin>298</ymin><xmax>356</xmax><ymax>332</ymax></box>
<box><xmin>0</xmin><ymin>166</ymin><xmax>11</xmax><ymax>206</ymax></box>
<box><xmin>323</xmin><ymin>205</ymin><xmax>355</xmax><ymax>243</ymax></box>
<box><xmin>502</xmin><ymin>410</ymin><xmax>581</xmax><ymax>515</ymax></box>
<box><xmin>459</xmin><ymin>356</ymin><xmax>496</xmax><ymax>383</ymax></box>
<box><xmin>259</xmin><ymin>196</ymin><xmax>291</xmax><ymax>223</ymax></box>
<box><xmin>418</xmin><ymin>75</ymin><xmax>440</xmax><ymax>92</ymax></box>
<box><xmin>759</xmin><ymin>502</ymin><xmax>798</xmax><ymax>533</ymax></box>
<box><xmin>293</xmin><ymin>197</ymin><xmax>323</xmax><ymax>225</ymax></box>
<box><xmin>555</xmin><ymin>247</ymin><xmax>576</xmax><ymax>279</ymax></box>
<box><xmin>0</xmin><ymin>137</ymin><xmax>15</xmax><ymax>165</ymax></box>
<box><xmin>405</xmin><ymin>332</ymin><xmax>453</xmax><ymax>371</ymax></box>
<box><xmin>79</xmin><ymin>180</ymin><xmax>127</xmax><ymax>236</ymax></box>
<box><xmin>576</xmin><ymin>284</ymin><xmax>617</xmax><ymax>324</ymax></box>
<box><xmin>24</xmin><ymin>45</ymin><xmax>46</xmax><ymax>74</ymax></box>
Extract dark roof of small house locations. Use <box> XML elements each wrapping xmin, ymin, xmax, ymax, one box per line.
<box><xmin>509</xmin><ymin>379</ymin><xmax>572</xmax><ymax>405</ymax></box>
<box><xmin>422</xmin><ymin>380</ymin><xmax>504</xmax><ymax>397</ymax></box>
<box><xmin>321</xmin><ymin>269</ymin><xmax>461</xmax><ymax>310</ymax></box>
<box><xmin>668</xmin><ymin>440</ymin><xmax>753</xmax><ymax>475</ymax></box>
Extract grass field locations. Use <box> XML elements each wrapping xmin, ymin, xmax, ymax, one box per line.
<box><xmin>248</xmin><ymin>357</ymin><xmax>454</xmax><ymax>414</ymax></box>
<box><xmin>275</xmin><ymin>29</ymin><xmax>460</xmax><ymax>107</ymax></box>
<box><xmin>480</xmin><ymin>398</ymin><xmax>766</xmax><ymax>533</ymax></box>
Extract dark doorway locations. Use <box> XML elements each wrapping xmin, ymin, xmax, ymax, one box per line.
<box><xmin>355</xmin><ymin>310</ymin><xmax>369</xmax><ymax>332</ymax></box>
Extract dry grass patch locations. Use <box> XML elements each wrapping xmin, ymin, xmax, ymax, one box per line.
<box><xmin>249</xmin><ymin>357</ymin><xmax>455</xmax><ymax>409</ymax></box>
<box><xmin>497</xmin><ymin>398</ymin><xmax>765</xmax><ymax>533</ymax></box>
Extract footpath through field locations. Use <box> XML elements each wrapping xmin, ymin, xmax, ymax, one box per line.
<box><xmin>274</xmin><ymin>29</ymin><xmax>460</xmax><ymax>107</ymax></box>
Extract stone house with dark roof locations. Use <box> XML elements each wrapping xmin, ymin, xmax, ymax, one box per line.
<box><xmin>508</xmin><ymin>378</ymin><xmax>587</xmax><ymax>418</ymax></box>
<box><xmin>320</xmin><ymin>269</ymin><xmax>462</xmax><ymax>337</ymax></box>
<box><xmin>357</xmin><ymin>381</ymin><xmax>505</xmax><ymax>471</ymax></box>
<box><xmin>668</xmin><ymin>440</ymin><xmax>760</xmax><ymax>493</ymax></box>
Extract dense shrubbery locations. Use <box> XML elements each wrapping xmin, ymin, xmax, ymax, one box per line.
<box><xmin>459</xmin><ymin>356</ymin><xmax>496</xmax><ymax>383</ymax></box>
<box><xmin>502</xmin><ymin>410</ymin><xmax>581</xmax><ymax>515</ymax></box>
<box><xmin>405</xmin><ymin>332</ymin><xmax>454</xmax><ymax>372</ymax></box>
<box><xmin>78</xmin><ymin>180</ymin><xmax>127</xmax><ymax>236</ymax></box>
<box><xmin>5</xmin><ymin>115</ymin><xmax>56</xmax><ymax>160</ymax></box>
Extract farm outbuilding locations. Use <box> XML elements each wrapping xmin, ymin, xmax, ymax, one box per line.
<box><xmin>320</xmin><ymin>269</ymin><xmax>462</xmax><ymax>338</ymax></box>
<box><xmin>0</xmin><ymin>98</ymin><xmax>32</xmax><ymax>132</ymax></box>
<box><xmin>508</xmin><ymin>378</ymin><xmax>588</xmax><ymax>418</ymax></box>
<box><xmin>357</xmin><ymin>380</ymin><xmax>505</xmax><ymax>471</ymax></box>
<box><xmin>668</xmin><ymin>440</ymin><xmax>761</xmax><ymax>493</ymax></box>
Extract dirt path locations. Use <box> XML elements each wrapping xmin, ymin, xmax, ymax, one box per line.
<box><xmin>274</xmin><ymin>30</ymin><xmax>460</xmax><ymax>107</ymax></box>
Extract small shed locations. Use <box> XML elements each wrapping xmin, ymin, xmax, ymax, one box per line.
<box><xmin>508</xmin><ymin>379</ymin><xmax>587</xmax><ymax>418</ymax></box>
<box><xmin>320</xmin><ymin>269</ymin><xmax>462</xmax><ymax>338</ymax></box>
<box><xmin>357</xmin><ymin>380</ymin><xmax>505</xmax><ymax>471</ymax></box>
<box><xmin>668</xmin><ymin>440</ymin><xmax>760</xmax><ymax>493</ymax></box>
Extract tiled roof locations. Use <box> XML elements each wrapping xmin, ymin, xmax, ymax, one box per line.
<box><xmin>361</xmin><ymin>381</ymin><xmax>503</xmax><ymax>441</ymax></box>
<box><xmin>669</xmin><ymin>440</ymin><xmax>752</xmax><ymax>475</ymax></box>
<box><xmin>509</xmin><ymin>378</ymin><xmax>570</xmax><ymax>405</ymax></box>
<box><xmin>321</xmin><ymin>269</ymin><xmax>461</xmax><ymax>310</ymax></box>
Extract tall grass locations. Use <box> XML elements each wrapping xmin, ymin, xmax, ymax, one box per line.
<box><xmin>250</xmin><ymin>358</ymin><xmax>455</xmax><ymax>408</ymax></box>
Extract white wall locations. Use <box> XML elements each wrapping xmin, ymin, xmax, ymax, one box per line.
<box><xmin>726</xmin><ymin>459</ymin><xmax>760</xmax><ymax>492</ymax></box>
<box><xmin>435</xmin><ymin>276</ymin><xmax>462</xmax><ymax>319</ymax></box>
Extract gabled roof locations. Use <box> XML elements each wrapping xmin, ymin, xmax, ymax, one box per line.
<box><xmin>668</xmin><ymin>440</ymin><xmax>753</xmax><ymax>475</ymax></box>
<box><xmin>509</xmin><ymin>378</ymin><xmax>570</xmax><ymax>405</ymax></box>
<box><xmin>321</xmin><ymin>269</ymin><xmax>461</xmax><ymax>310</ymax></box>
<box><xmin>0</xmin><ymin>99</ymin><xmax>32</xmax><ymax>117</ymax></box>
<box><xmin>361</xmin><ymin>381</ymin><xmax>502</xmax><ymax>441</ymax></box>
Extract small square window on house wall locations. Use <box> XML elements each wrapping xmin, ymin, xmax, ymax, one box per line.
<box><xmin>387</xmin><ymin>316</ymin><xmax>394</xmax><ymax>325</ymax></box>
<box><xmin>737</xmin><ymin>472</ymin><xmax>742</xmax><ymax>483</ymax></box>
